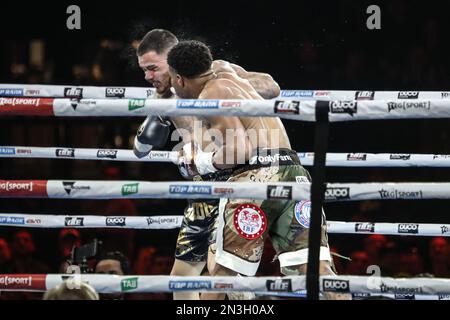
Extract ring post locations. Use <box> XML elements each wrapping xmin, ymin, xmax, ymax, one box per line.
<box><xmin>306</xmin><ymin>101</ymin><xmax>330</xmax><ymax>300</ymax></box>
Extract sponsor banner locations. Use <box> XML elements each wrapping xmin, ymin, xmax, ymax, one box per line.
<box><xmin>0</xmin><ymin>180</ymin><xmax>47</xmax><ymax>197</ymax></box>
<box><xmin>0</xmin><ymin>98</ymin><xmax>54</xmax><ymax>116</ymax></box>
<box><xmin>0</xmin><ymin>274</ymin><xmax>47</xmax><ymax>290</ymax></box>
<box><xmin>176</xmin><ymin>100</ymin><xmax>219</xmax><ymax>109</ymax></box>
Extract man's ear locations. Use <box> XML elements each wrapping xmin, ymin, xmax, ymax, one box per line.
<box><xmin>177</xmin><ymin>74</ymin><xmax>185</xmax><ymax>88</ymax></box>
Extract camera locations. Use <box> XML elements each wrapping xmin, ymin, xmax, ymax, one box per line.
<box><xmin>69</xmin><ymin>239</ymin><xmax>103</xmax><ymax>273</ymax></box>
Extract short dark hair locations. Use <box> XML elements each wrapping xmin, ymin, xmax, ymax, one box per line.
<box><xmin>137</xmin><ymin>29</ymin><xmax>178</xmax><ymax>56</ymax></box>
<box><xmin>167</xmin><ymin>40</ymin><xmax>213</xmax><ymax>78</ymax></box>
<box><xmin>97</xmin><ymin>251</ymin><xmax>130</xmax><ymax>274</ymax></box>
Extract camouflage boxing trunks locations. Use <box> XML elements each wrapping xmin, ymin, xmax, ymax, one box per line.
<box><xmin>215</xmin><ymin>148</ymin><xmax>331</xmax><ymax>276</ymax></box>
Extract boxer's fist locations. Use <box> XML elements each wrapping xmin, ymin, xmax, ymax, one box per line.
<box><xmin>133</xmin><ymin>116</ymin><xmax>171</xmax><ymax>158</ymax></box>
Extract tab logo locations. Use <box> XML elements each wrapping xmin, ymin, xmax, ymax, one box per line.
<box><xmin>122</xmin><ymin>183</ymin><xmax>139</xmax><ymax>195</ymax></box>
<box><xmin>121</xmin><ymin>277</ymin><xmax>138</xmax><ymax>292</ymax></box>
<box><xmin>128</xmin><ymin>99</ymin><xmax>145</xmax><ymax>111</ymax></box>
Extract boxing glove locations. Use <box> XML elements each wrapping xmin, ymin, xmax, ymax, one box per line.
<box><xmin>177</xmin><ymin>142</ymin><xmax>218</xmax><ymax>179</ymax></box>
<box><xmin>133</xmin><ymin>116</ymin><xmax>171</xmax><ymax>158</ymax></box>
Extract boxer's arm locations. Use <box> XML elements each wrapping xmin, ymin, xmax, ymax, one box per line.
<box><xmin>212</xmin><ymin>59</ymin><xmax>280</xmax><ymax>99</ymax></box>
<box><xmin>197</xmin><ymin>86</ymin><xmax>253</xmax><ymax>170</ymax></box>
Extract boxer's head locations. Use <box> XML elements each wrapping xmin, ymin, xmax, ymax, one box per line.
<box><xmin>137</xmin><ymin>29</ymin><xmax>178</xmax><ymax>96</ymax></box>
<box><xmin>167</xmin><ymin>40</ymin><xmax>213</xmax><ymax>99</ymax></box>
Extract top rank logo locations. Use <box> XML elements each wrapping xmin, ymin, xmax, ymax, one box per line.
<box><xmin>64</xmin><ymin>87</ymin><xmax>83</xmax><ymax>99</ymax></box>
<box><xmin>105</xmin><ymin>88</ymin><xmax>126</xmax><ymax>98</ymax></box>
<box><xmin>274</xmin><ymin>100</ymin><xmax>300</xmax><ymax>114</ymax></box>
<box><xmin>329</xmin><ymin>101</ymin><xmax>357</xmax><ymax>116</ymax></box>
<box><xmin>0</xmin><ymin>88</ymin><xmax>23</xmax><ymax>96</ymax></box>
<box><xmin>176</xmin><ymin>100</ymin><xmax>219</xmax><ymax>109</ymax></box>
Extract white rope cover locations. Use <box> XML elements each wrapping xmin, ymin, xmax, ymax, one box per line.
<box><xmin>1</xmin><ymin>213</ymin><xmax>449</xmax><ymax>237</ymax></box>
<box><xmin>1</xmin><ymin>274</ymin><xmax>450</xmax><ymax>296</ymax></box>
<box><xmin>3</xmin><ymin>146</ymin><xmax>450</xmax><ymax>167</ymax></box>
<box><xmin>0</xmin><ymin>98</ymin><xmax>449</xmax><ymax>121</ymax></box>
<box><xmin>1</xmin><ymin>180</ymin><xmax>449</xmax><ymax>202</ymax></box>
<box><xmin>1</xmin><ymin>84</ymin><xmax>449</xmax><ymax>101</ymax></box>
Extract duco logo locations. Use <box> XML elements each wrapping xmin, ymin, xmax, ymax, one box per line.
<box><xmin>106</xmin><ymin>217</ymin><xmax>126</xmax><ymax>226</ymax></box>
<box><xmin>323</xmin><ymin>279</ymin><xmax>350</xmax><ymax>292</ymax></box>
<box><xmin>329</xmin><ymin>101</ymin><xmax>357</xmax><ymax>116</ymax></box>
<box><xmin>105</xmin><ymin>87</ymin><xmax>125</xmax><ymax>98</ymax></box>
<box><xmin>325</xmin><ymin>187</ymin><xmax>350</xmax><ymax>200</ymax></box>
<box><xmin>97</xmin><ymin>149</ymin><xmax>118</xmax><ymax>159</ymax></box>
<box><xmin>398</xmin><ymin>224</ymin><xmax>419</xmax><ymax>234</ymax></box>
<box><xmin>398</xmin><ymin>91</ymin><xmax>419</xmax><ymax>99</ymax></box>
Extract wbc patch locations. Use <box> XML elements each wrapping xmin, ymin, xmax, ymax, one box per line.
<box><xmin>294</xmin><ymin>201</ymin><xmax>311</xmax><ymax>228</ymax></box>
<box><xmin>233</xmin><ymin>203</ymin><xmax>267</xmax><ymax>240</ymax></box>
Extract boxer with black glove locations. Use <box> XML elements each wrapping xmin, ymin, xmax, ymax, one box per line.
<box><xmin>133</xmin><ymin>116</ymin><xmax>171</xmax><ymax>158</ymax></box>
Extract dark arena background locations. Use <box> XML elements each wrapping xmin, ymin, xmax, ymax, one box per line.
<box><xmin>1</xmin><ymin>0</ymin><xmax>450</xmax><ymax>303</ymax></box>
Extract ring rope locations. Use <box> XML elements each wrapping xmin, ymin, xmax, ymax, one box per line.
<box><xmin>1</xmin><ymin>83</ymin><xmax>449</xmax><ymax>100</ymax></box>
<box><xmin>0</xmin><ymin>98</ymin><xmax>447</xmax><ymax>121</ymax></box>
<box><xmin>1</xmin><ymin>180</ymin><xmax>449</xmax><ymax>201</ymax></box>
<box><xmin>1</xmin><ymin>274</ymin><xmax>449</xmax><ymax>296</ymax></box>
<box><xmin>4</xmin><ymin>146</ymin><xmax>450</xmax><ymax>167</ymax></box>
<box><xmin>1</xmin><ymin>213</ymin><xmax>449</xmax><ymax>237</ymax></box>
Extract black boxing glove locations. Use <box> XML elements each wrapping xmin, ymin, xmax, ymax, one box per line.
<box><xmin>133</xmin><ymin>116</ymin><xmax>171</xmax><ymax>158</ymax></box>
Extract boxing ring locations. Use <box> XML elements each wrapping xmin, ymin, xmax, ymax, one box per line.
<box><xmin>1</xmin><ymin>85</ymin><xmax>450</xmax><ymax>300</ymax></box>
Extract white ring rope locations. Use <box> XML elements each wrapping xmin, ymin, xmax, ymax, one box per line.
<box><xmin>1</xmin><ymin>84</ymin><xmax>450</xmax><ymax>100</ymax></box>
<box><xmin>1</xmin><ymin>213</ymin><xmax>449</xmax><ymax>237</ymax></box>
<box><xmin>1</xmin><ymin>180</ymin><xmax>449</xmax><ymax>201</ymax></box>
<box><xmin>1</xmin><ymin>274</ymin><xmax>450</xmax><ymax>296</ymax></box>
<box><xmin>3</xmin><ymin>146</ymin><xmax>450</xmax><ymax>167</ymax></box>
<box><xmin>0</xmin><ymin>146</ymin><xmax>179</xmax><ymax>163</ymax></box>
<box><xmin>0</xmin><ymin>97</ymin><xmax>449</xmax><ymax>121</ymax></box>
